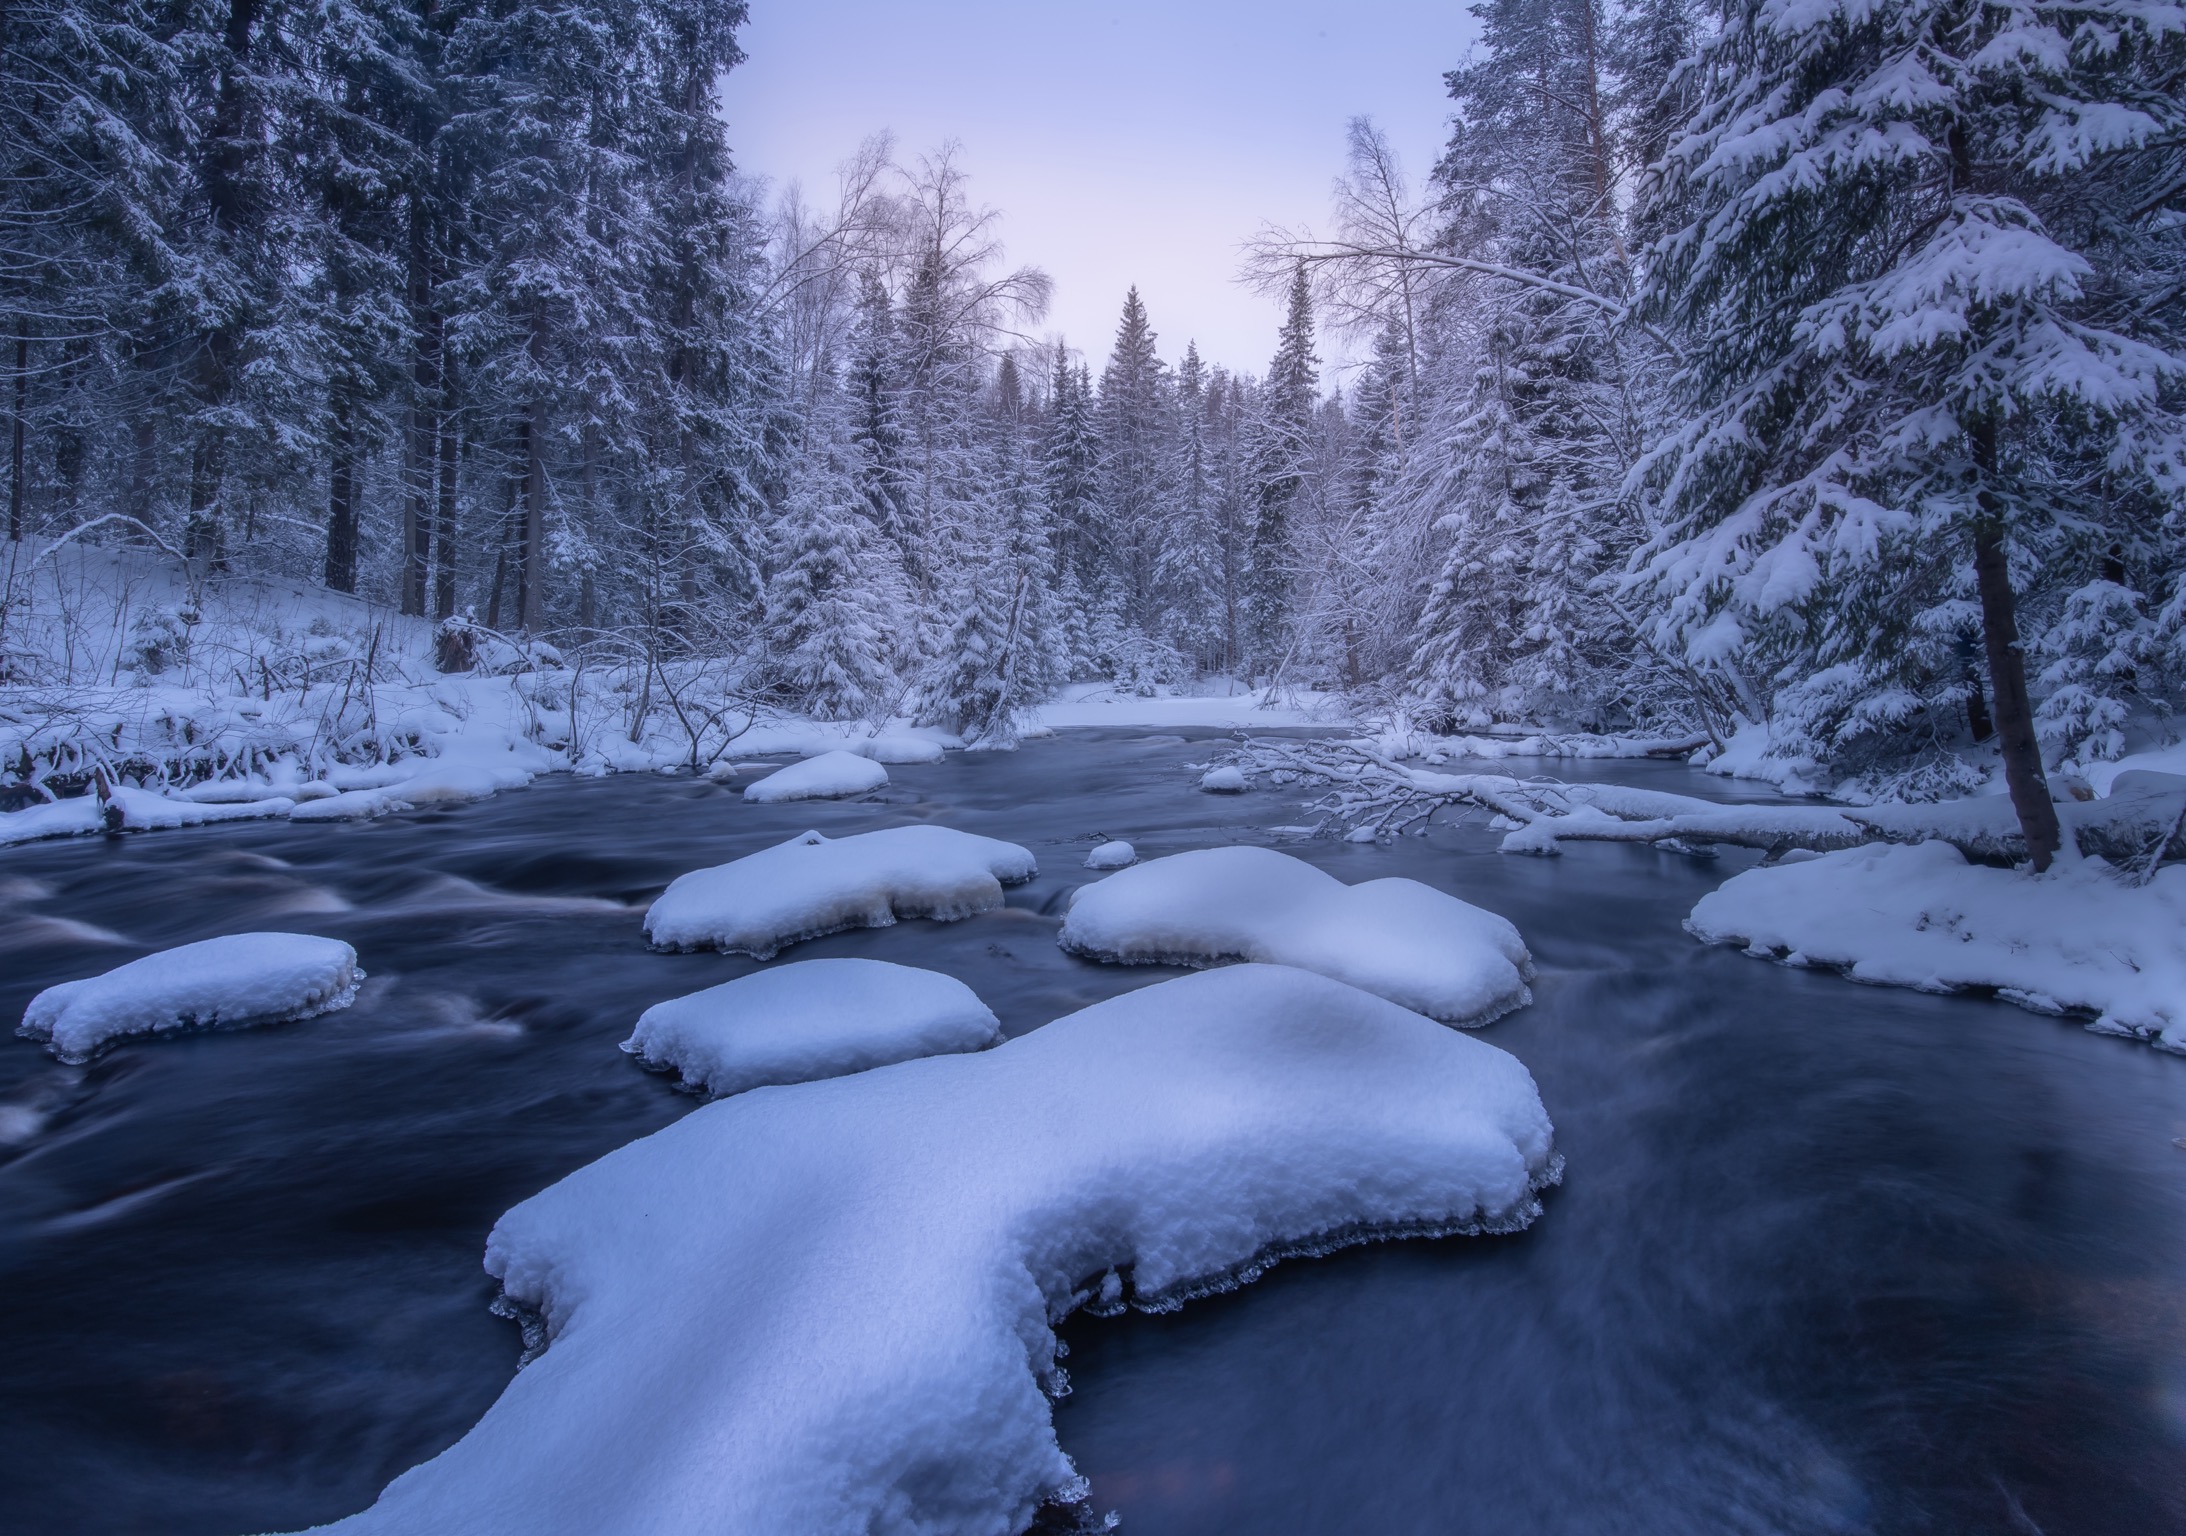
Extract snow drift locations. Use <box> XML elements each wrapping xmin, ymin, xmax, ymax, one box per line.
<box><xmin>1688</xmin><ymin>841</ymin><xmax>2186</xmax><ymax>1050</ymax></box>
<box><xmin>1059</xmin><ymin>846</ymin><xmax>1534</xmax><ymax>1025</ymax></box>
<box><xmin>741</xmin><ymin>750</ymin><xmax>891</xmax><ymax>803</ymax></box>
<box><xmin>20</xmin><ymin>932</ymin><xmax>362</xmax><ymax>1063</ymax></box>
<box><xmin>621</xmin><ymin>958</ymin><xmax>1000</xmax><ymax>1097</ymax></box>
<box><xmin>297</xmin><ymin>964</ymin><xmax>1557</xmax><ymax>1536</ymax></box>
<box><xmin>643</xmin><ymin>826</ymin><xmax>1038</xmax><ymax>958</ymax></box>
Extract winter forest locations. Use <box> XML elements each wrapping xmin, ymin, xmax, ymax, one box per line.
<box><xmin>5</xmin><ymin>0</ymin><xmax>2178</xmax><ymax>826</ymax></box>
<box><xmin>9</xmin><ymin>4</ymin><xmax>2186</xmax><ymax>1533</ymax></box>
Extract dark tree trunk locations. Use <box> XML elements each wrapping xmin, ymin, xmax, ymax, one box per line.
<box><xmin>402</xmin><ymin>210</ymin><xmax>439</xmax><ymax>616</ymax></box>
<box><xmin>1948</xmin><ymin>126</ymin><xmax>2059</xmax><ymax>868</ymax></box>
<box><xmin>485</xmin><ymin>461</ymin><xmax>518</xmax><ymax>631</ymax></box>
<box><xmin>1963</xmin><ymin>649</ymin><xmax>1993</xmax><ymax>743</ymax></box>
<box><xmin>519</xmin><ymin>403</ymin><xmax>546</xmax><ymax>631</ymax></box>
<box><xmin>128</xmin><ymin>406</ymin><xmax>157</xmax><ymax>536</ymax></box>
<box><xmin>324</xmin><ymin>405</ymin><xmax>358</xmax><ymax>592</ymax></box>
<box><xmin>433</xmin><ymin>360</ymin><xmax>460</xmax><ymax>621</ymax></box>
<box><xmin>2100</xmin><ymin>543</ymin><xmax>2126</xmax><ymax>586</ymax></box>
<box><xmin>8</xmin><ymin>326</ymin><xmax>25</xmax><ymax>540</ymax></box>
<box><xmin>1970</xmin><ymin>422</ymin><xmax>2061</xmax><ymax>870</ymax></box>
<box><xmin>184</xmin><ymin>432</ymin><xmax>224</xmax><ymax>565</ymax></box>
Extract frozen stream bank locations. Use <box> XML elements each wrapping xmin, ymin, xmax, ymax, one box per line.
<box><xmin>0</xmin><ymin>730</ymin><xmax>2182</xmax><ymax>1534</ymax></box>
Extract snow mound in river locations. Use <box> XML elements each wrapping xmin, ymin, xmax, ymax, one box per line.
<box><xmin>1060</xmin><ymin>846</ymin><xmax>1534</xmax><ymax>1024</ymax></box>
<box><xmin>1085</xmin><ymin>839</ymin><xmax>1137</xmax><ymax>869</ymax></box>
<box><xmin>621</xmin><ymin>958</ymin><xmax>1000</xmax><ymax>1097</ymax></box>
<box><xmin>19</xmin><ymin>932</ymin><xmax>362</xmax><ymax>1063</ymax></box>
<box><xmin>644</xmin><ymin>826</ymin><xmax>1038</xmax><ymax>958</ymax></box>
<box><xmin>1688</xmin><ymin>840</ymin><xmax>2186</xmax><ymax>1050</ymax></box>
<box><xmin>742</xmin><ymin>750</ymin><xmax>891</xmax><ymax>803</ymax></box>
<box><xmin>302</xmin><ymin>965</ymin><xmax>1557</xmax><ymax>1536</ymax></box>
<box><xmin>843</xmin><ymin>733</ymin><xmax>947</xmax><ymax>765</ymax></box>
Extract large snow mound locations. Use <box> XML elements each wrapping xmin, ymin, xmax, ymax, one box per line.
<box><xmin>301</xmin><ymin>965</ymin><xmax>1556</xmax><ymax>1536</ymax></box>
<box><xmin>644</xmin><ymin>826</ymin><xmax>1039</xmax><ymax>958</ymax></box>
<box><xmin>742</xmin><ymin>750</ymin><xmax>890</xmax><ymax>803</ymax></box>
<box><xmin>19</xmin><ymin>932</ymin><xmax>363</xmax><ymax>1063</ymax></box>
<box><xmin>1688</xmin><ymin>841</ymin><xmax>2186</xmax><ymax>1050</ymax></box>
<box><xmin>622</xmin><ymin>958</ymin><xmax>1000</xmax><ymax>1097</ymax></box>
<box><xmin>1059</xmin><ymin>846</ymin><xmax>1534</xmax><ymax>1025</ymax></box>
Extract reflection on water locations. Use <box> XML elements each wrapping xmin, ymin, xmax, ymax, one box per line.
<box><xmin>0</xmin><ymin>732</ymin><xmax>2181</xmax><ymax>1535</ymax></box>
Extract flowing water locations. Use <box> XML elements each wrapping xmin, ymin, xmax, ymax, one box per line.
<box><xmin>0</xmin><ymin>730</ymin><xmax>2182</xmax><ymax>1535</ymax></box>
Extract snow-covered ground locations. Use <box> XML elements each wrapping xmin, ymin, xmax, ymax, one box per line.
<box><xmin>1688</xmin><ymin>842</ymin><xmax>2186</xmax><ymax>1051</ymax></box>
<box><xmin>303</xmin><ymin>965</ymin><xmax>1557</xmax><ymax>1536</ymax></box>
<box><xmin>643</xmin><ymin>826</ymin><xmax>1039</xmax><ymax>958</ymax></box>
<box><xmin>1026</xmin><ymin>679</ymin><xmax>1347</xmax><ymax>729</ymax></box>
<box><xmin>1060</xmin><ymin>846</ymin><xmax>1535</xmax><ymax>1025</ymax></box>
<box><xmin>622</xmin><ymin>959</ymin><xmax>1001</xmax><ymax>1097</ymax></box>
<box><xmin>19</xmin><ymin>933</ymin><xmax>362</xmax><ymax>1063</ymax></box>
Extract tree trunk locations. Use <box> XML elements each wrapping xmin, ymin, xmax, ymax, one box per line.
<box><xmin>520</xmin><ymin>402</ymin><xmax>546</xmax><ymax>631</ymax></box>
<box><xmin>486</xmin><ymin>460</ymin><xmax>518</xmax><ymax>630</ymax></box>
<box><xmin>324</xmin><ymin>404</ymin><xmax>358</xmax><ymax>592</ymax></box>
<box><xmin>128</xmin><ymin>408</ymin><xmax>157</xmax><ymax>537</ymax></box>
<box><xmin>402</xmin><ymin>209</ymin><xmax>439</xmax><ymax>616</ymax></box>
<box><xmin>433</xmin><ymin>367</ymin><xmax>460</xmax><ymax>622</ymax></box>
<box><xmin>8</xmin><ymin>326</ymin><xmax>25</xmax><ymax>540</ymax></box>
<box><xmin>1969</xmin><ymin>456</ymin><xmax>2060</xmax><ymax>868</ymax></box>
<box><xmin>184</xmin><ymin>431</ymin><xmax>224</xmax><ymax>566</ymax></box>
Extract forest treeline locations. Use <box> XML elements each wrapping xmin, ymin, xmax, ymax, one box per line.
<box><xmin>3</xmin><ymin>0</ymin><xmax>2183</xmax><ymax>825</ymax></box>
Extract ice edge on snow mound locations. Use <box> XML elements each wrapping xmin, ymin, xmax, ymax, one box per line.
<box><xmin>1054</xmin><ymin>931</ymin><xmax>1537</xmax><ymax>1028</ymax></box>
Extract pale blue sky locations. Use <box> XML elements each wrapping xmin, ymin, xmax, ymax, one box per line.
<box><xmin>723</xmin><ymin>1</ymin><xmax>1481</xmax><ymax>379</ymax></box>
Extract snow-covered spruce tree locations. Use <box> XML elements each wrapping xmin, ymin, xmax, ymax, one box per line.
<box><xmin>1401</xmin><ymin>0</ymin><xmax>1639</xmax><ymax>730</ymax></box>
<box><xmin>634</xmin><ymin>0</ymin><xmax>785</xmax><ymax>636</ymax></box>
<box><xmin>1041</xmin><ymin>349</ymin><xmax>1104</xmax><ymax>611</ymax></box>
<box><xmin>1155</xmin><ymin>341</ymin><xmax>1226</xmax><ymax>667</ymax></box>
<box><xmin>762</xmin><ymin>402</ymin><xmax>895</xmax><ymax>721</ymax></box>
<box><xmin>1096</xmin><ymin>286</ymin><xmax>1173</xmax><ymax>633</ymax></box>
<box><xmin>918</xmin><ymin>413</ymin><xmax>1059</xmax><ymax>745</ymax></box>
<box><xmin>0</xmin><ymin>0</ymin><xmax>180</xmax><ymax>544</ymax></box>
<box><xmin>1634</xmin><ymin>0</ymin><xmax>2186</xmax><ymax>859</ymax></box>
<box><xmin>445</xmin><ymin>0</ymin><xmax>647</xmax><ymax>633</ymax></box>
<box><xmin>844</xmin><ymin>269</ymin><xmax>913</xmax><ymax>548</ymax></box>
<box><xmin>1248</xmin><ymin>264</ymin><xmax>1320</xmax><ymax>677</ymax></box>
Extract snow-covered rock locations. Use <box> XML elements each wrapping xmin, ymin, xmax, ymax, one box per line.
<box><xmin>301</xmin><ymin>965</ymin><xmax>1557</xmax><ymax>1536</ymax></box>
<box><xmin>1085</xmin><ymin>839</ymin><xmax>1137</xmax><ymax>870</ymax></box>
<box><xmin>1059</xmin><ymin>846</ymin><xmax>1534</xmax><ymax>1025</ymax></box>
<box><xmin>622</xmin><ymin>958</ymin><xmax>1001</xmax><ymax>1097</ymax></box>
<box><xmin>742</xmin><ymin>750</ymin><xmax>891</xmax><ymax>803</ymax></box>
<box><xmin>1198</xmin><ymin>764</ymin><xmax>1247</xmax><ymax>793</ymax></box>
<box><xmin>1688</xmin><ymin>840</ymin><xmax>2186</xmax><ymax>1050</ymax></box>
<box><xmin>19</xmin><ymin>932</ymin><xmax>363</xmax><ymax>1063</ymax></box>
<box><xmin>644</xmin><ymin>826</ymin><xmax>1039</xmax><ymax>958</ymax></box>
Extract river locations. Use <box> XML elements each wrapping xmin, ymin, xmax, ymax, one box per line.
<box><xmin>0</xmin><ymin>729</ymin><xmax>2181</xmax><ymax>1534</ymax></box>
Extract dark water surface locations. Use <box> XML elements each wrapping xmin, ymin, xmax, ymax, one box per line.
<box><xmin>1</xmin><ymin>731</ymin><xmax>2182</xmax><ymax>1535</ymax></box>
